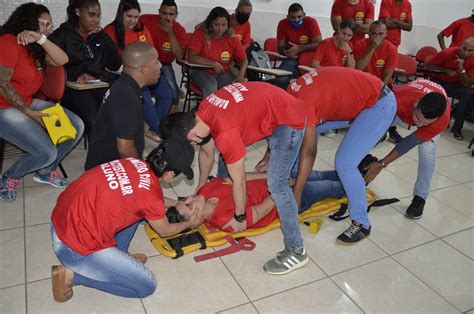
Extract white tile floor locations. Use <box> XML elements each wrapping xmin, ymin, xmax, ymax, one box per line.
<box><xmin>1</xmin><ymin>122</ymin><xmax>473</xmax><ymax>314</ymax></box>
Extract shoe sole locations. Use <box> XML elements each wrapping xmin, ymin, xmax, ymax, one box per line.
<box><xmin>336</xmin><ymin>234</ymin><xmax>370</xmax><ymax>245</ymax></box>
<box><xmin>405</xmin><ymin>213</ymin><xmax>422</xmax><ymax>220</ymax></box>
<box><xmin>264</xmin><ymin>257</ymin><xmax>309</xmax><ymax>275</ymax></box>
<box><xmin>33</xmin><ymin>176</ymin><xmax>67</xmax><ymax>189</ymax></box>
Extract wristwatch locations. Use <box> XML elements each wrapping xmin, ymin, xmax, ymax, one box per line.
<box><xmin>234</xmin><ymin>213</ymin><xmax>246</xmax><ymax>222</ymax></box>
<box><xmin>460</xmin><ymin>69</ymin><xmax>466</xmax><ymax>74</ymax></box>
<box><xmin>379</xmin><ymin>159</ymin><xmax>386</xmax><ymax>168</ymax></box>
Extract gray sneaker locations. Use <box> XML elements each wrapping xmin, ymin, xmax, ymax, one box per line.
<box><xmin>263</xmin><ymin>248</ymin><xmax>309</xmax><ymax>275</ymax></box>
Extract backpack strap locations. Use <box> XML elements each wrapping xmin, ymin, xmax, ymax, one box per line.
<box><xmin>193</xmin><ymin>236</ymin><xmax>256</xmax><ymax>262</ymax></box>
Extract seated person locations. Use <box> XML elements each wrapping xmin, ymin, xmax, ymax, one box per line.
<box><xmin>49</xmin><ymin>0</ymin><xmax>121</xmax><ymax>138</ymax></box>
<box><xmin>0</xmin><ymin>3</ymin><xmax>84</xmax><ymax>201</ymax></box>
<box><xmin>105</xmin><ymin>0</ymin><xmax>172</xmax><ymax>142</ymax></box>
<box><xmin>312</xmin><ymin>19</ymin><xmax>357</xmax><ymax>68</ymax></box>
<box><xmin>187</xmin><ymin>6</ymin><xmax>248</xmax><ymax>97</ymax></box>
<box><xmin>426</xmin><ymin>37</ymin><xmax>474</xmax><ymax>140</ymax></box>
<box><xmin>85</xmin><ymin>42</ymin><xmax>161</xmax><ymax>170</ymax></box>
<box><xmin>230</xmin><ymin>0</ymin><xmax>253</xmax><ymax>51</ymax></box>
<box><xmin>354</xmin><ymin>20</ymin><xmax>398</xmax><ymax>86</ymax></box>
<box><xmin>331</xmin><ymin>0</ymin><xmax>374</xmax><ymax>44</ymax></box>
<box><xmin>140</xmin><ymin>0</ymin><xmax>187</xmax><ymax>110</ymax></box>
<box><xmin>437</xmin><ymin>13</ymin><xmax>474</xmax><ymax>49</ymax></box>
<box><xmin>50</xmin><ymin>137</ymin><xmax>200</xmax><ymax>302</ymax></box>
<box><xmin>272</xmin><ymin>3</ymin><xmax>322</xmax><ymax>88</ymax></box>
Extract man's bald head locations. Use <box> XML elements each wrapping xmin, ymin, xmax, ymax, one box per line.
<box><xmin>122</xmin><ymin>42</ymin><xmax>157</xmax><ymax>69</ymax></box>
<box><xmin>459</xmin><ymin>37</ymin><xmax>474</xmax><ymax>59</ymax></box>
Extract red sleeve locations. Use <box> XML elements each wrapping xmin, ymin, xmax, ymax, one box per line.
<box><xmin>331</xmin><ymin>1</ymin><xmax>342</xmax><ymax>17</ymax></box>
<box><xmin>309</xmin><ymin>18</ymin><xmax>322</xmax><ymax>38</ymax></box>
<box><xmin>313</xmin><ymin>40</ymin><xmax>326</xmax><ymax>62</ymax></box>
<box><xmin>242</xmin><ymin>23</ymin><xmax>252</xmax><ymax>46</ymax></box>
<box><xmin>442</xmin><ymin>20</ymin><xmax>459</xmax><ymax>37</ymax></box>
<box><xmin>416</xmin><ymin>112</ymin><xmax>450</xmax><ymax>141</ymax></box>
<box><xmin>353</xmin><ymin>39</ymin><xmax>367</xmax><ymax>60</ymax></box>
<box><xmin>103</xmin><ymin>24</ymin><xmax>117</xmax><ymax>43</ymax></box>
<box><xmin>142</xmin><ymin>203</ymin><xmax>166</xmax><ymax>221</ymax></box>
<box><xmin>143</xmin><ymin>26</ymin><xmax>154</xmax><ymax>47</ymax></box>
<box><xmin>214</xmin><ymin>128</ymin><xmax>246</xmax><ymax>164</ymax></box>
<box><xmin>378</xmin><ymin>0</ymin><xmax>391</xmax><ymax>18</ymax></box>
<box><xmin>464</xmin><ymin>55</ymin><xmax>474</xmax><ymax>76</ymax></box>
<box><xmin>430</xmin><ymin>50</ymin><xmax>448</xmax><ymax>66</ymax></box>
<box><xmin>174</xmin><ymin>23</ymin><xmax>188</xmax><ymax>46</ymax></box>
<box><xmin>365</xmin><ymin>0</ymin><xmax>375</xmax><ymax>20</ymax></box>
<box><xmin>276</xmin><ymin>20</ymin><xmax>286</xmax><ymax>43</ymax></box>
<box><xmin>385</xmin><ymin>44</ymin><xmax>398</xmax><ymax>69</ymax></box>
<box><xmin>405</xmin><ymin>2</ymin><xmax>413</xmax><ymax>22</ymax></box>
<box><xmin>232</xmin><ymin>38</ymin><xmax>247</xmax><ymax>61</ymax></box>
<box><xmin>0</xmin><ymin>35</ymin><xmax>20</xmax><ymax>69</ymax></box>
<box><xmin>187</xmin><ymin>28</ymin><xmax>204</xmax><ymax>54</ymax></box>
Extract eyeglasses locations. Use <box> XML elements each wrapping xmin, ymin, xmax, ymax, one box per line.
<box><xmin>38</xmin><ymin>19</ymin><xmax>53</xmax><ymax>30</ymax></box>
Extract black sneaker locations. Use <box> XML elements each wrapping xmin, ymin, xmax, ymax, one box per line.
<box><xmin>405</xmin><ymin>195</ymin><xmax>426</xmax><ymax>219</ymax></box>
<box><xmin>451</xmin><ymin>129</ymin><xmax>464</xmax><ymax>141</ymax></box>
<box><xmin>358</xmin><ymin>154</ymin><xmax>379</xmax><ymax>177</ymax></box>
<box><xmin>388</xmin><ymin>126</ymin><xmax>403</xmax><ymax>144</ymax></box>
<box><xmin>336</xmin><ymin>221</ymin><xmax>371</xmax><ymax>244</ymax></box>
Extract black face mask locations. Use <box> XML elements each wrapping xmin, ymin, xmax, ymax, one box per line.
<box><xmin>236</xmin><ymin>11</ymin><xmax>250</xmax><ymax>25</ymax></box>
<box><xmin>196</xmin><ymin>134</ymin><xmax>212</xmax><ymax>146</ymax></box>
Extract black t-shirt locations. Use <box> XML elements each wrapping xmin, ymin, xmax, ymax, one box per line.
<box><xmin>85</xmin><ymin>73</ymin><xmax>144</xmax><ymax>170</ymax></box>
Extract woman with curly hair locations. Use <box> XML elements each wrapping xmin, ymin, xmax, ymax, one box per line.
<box><xmin>188</xmin><ymin>6</ymin><xmax>248</xmax><ymax>97</ymax></box>
<box><xmin>0</xmin><ymin>2</ymin><xmax>85</xmax><ymax>201</ymax></box>
<box><xmin>104</xmin><ymin>0</ymin><xmax>172</xmax><ymax>142</ymax></box>
<box><xmin>49</xmin><ymin>0</ymin><xmax>120</xmax><ymax>139</ymax></box>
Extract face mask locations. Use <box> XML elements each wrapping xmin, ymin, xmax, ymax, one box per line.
<box><xmin>288</xmin><ymin>19</ymin><xmax>304</xmax><ymax>29</ymax></box>
<box><xmin>236</xmin><ymin>11</ymin><xmax>250</xmax><ymax>25</ymax></box>
<box><xmin>196</xmin><ymin>134</ymin><xmax>212</xmax><ymax>146</ymax></box>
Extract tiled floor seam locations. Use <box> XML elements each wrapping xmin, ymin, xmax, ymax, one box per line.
<box><xmin>217</xmin><ymin>255</ymin><xmax>255</xmax><ymax>306</ymax></box>
<box><xmin>22</xmin><ymin>180</ymin><xmax>28</xmax><ymax>314</ymax></box>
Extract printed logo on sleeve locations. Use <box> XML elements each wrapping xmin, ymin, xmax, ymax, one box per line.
<box><xmin>375</xmin><ymin>59</ymin><xmax>386</xmax><ymax>68</ymax></box>
<box><xmin>139</xmin><ymin>35</ymin><xmax>148</xmax><ymax>42</ymax></box>
<box><xmin>162</xmin><ymin>42</ymin><xmax>171</xmax><ymax>52</ymax></box>
<box><xmin>355</xmin><ymin>11</ymin><xmax>365</xmax><ymax>20</ymax></box>
<box><xmin>299</xmin><ymin>35</ymin><xmax>309</xmax><ymax>44</ymax></box>
<box><xmin>221</xmin><ymin>51</ymin><xmax>231</xmax><ymax>61</ymax></box>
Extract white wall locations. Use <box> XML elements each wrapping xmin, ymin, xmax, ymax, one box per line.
<box><xmin>0</xmin><ymin>0</ymin><xmax>470</xmax><ymax>54</ymax></box>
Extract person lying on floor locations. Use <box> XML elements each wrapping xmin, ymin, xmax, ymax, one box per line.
<box><xmin>172</xmin><ymin>169</ymin><xmax>351</xmax><ymax>232</ymax></box>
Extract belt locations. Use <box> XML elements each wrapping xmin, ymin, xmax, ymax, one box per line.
<box><xmin>378</xmin><ymin>84</ymin><xmax>391</xmax><ymax>101</ymax></box>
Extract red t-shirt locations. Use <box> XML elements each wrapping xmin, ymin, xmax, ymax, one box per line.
<box><xmin>231</xmin><ymin>15</ymin><xmax>252</xmax><ymax>48</ymax></box>
<box><xmin>394</xmin><ymin>79</ymin><xmax>451</xmax><ymax>141</ymax></box>
<box><xmin>287</xmin><ymin>67</ymin><xmax>382</xmax><ymax>126</ymax></box>
<box><xmin>104</xmin><ymin>23</ymin><xmax>154</xmax><ymax>56</ymax></box>
<box><xmin>442</xmin><ymin>17</ymin><xmax>474</xmax><ymax>48</ymax></box>
<box><xmin>313</xmin><ymin>37</ymin><xmax>353</xmax><ymax>67</ymax></box>
<box><xmin>277</xmin><ymin>16</ymin><xmax>321</xmax><ymax>48</ymax></box>
<box><xmin>353</xmin><ymin>38</ymin><xmax>398</xmax><ymax>80</ymax></box>
<box><xmin>197</xmin><ymin>178</ymin><xmax>278</xmax><ymax>232</ymax></box>
<box><xmin>51</xmin><ymin>158</ymin><xmax>165</xmax><ymax>255</ymax></box>
<box><xmin>378</xmin><ymin>0</ymin><xmax>413</xmax><ymax>47</ymax></box>
<box><xmin>430</xmin><ymin>47</ymin><xmax>474</xmax><ymax>83</ymax></box>
<box><xmin>197</xmin><ymin>82</ymin><xmax>306</xmax><ymax>164</ymax></box>
<box><xmin>0</xmin><ymin>35</ymin><xmax>44</xmax><ymax>109</ymax></box>
<box><xmin>139</xmin><ymin>14</ymin><xmax>187</xmax><ymax>64</ymax></box>
<box><xmin>331</xmin><ymin>0</ymin><xmax>375</xmax><ymax>43</ymax></box>
<box><xmin>188</xmin><ymin>27</ymin><xmax>246</xmax><ymax>74</ymax></box>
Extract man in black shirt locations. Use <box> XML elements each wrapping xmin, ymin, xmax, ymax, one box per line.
<box><xmin>85</xmin><ymin>42</ymin><xmax>162</xmax><ymax>170</ymax></box>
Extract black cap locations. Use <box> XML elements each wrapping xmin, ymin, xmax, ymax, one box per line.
<box><xmin>161</xmin><ymin>137</ymin><xmax>195</xmax><ymax>180</ymax></box>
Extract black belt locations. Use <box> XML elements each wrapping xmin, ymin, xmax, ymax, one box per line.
<box><xmin>378</xmin><ymin>84</ymin><xmax>391</xmax><ymax>101</ymax></box>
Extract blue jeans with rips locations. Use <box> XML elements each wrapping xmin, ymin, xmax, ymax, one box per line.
<box><xmin>267</xmin><ymin>125</ymin><xmax>304</xmax><ymax>249</ymax></box>
<box><xmin>0</xmin><ymin>99</ymin><xmax>84</xmax><ymax>179</ymax></box>
<box><xmin>142</xmin><ymin>76</ymin><xmax>173</xmax><ymax>134</ymax></box>
<box><xmin>51</xmin><ymin>222</ymin><xmax>157</xmax><ymax>298</ymax></box>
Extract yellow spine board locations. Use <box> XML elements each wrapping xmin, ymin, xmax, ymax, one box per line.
<box><xmin>145</xmin><ymin>190</ymin><xmax>377</xmax><ymax>258</ymax></box>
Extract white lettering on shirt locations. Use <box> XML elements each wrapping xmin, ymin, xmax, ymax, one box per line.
<box><xmin>223</xmin><ymin>83</ymin><xmax>248</xmax><ymax>103</ymax></box>
<box><xmin>207</xmin><ymin>94</ymin><xmax>230</xmax><ymax>109</ymax></box>
<box><xmin>101</xmin><ymin>160</ymin><xmax>134</xmax><ymax>196</ymax></box>
<box><xmin>128</xmin><ymin>158</ymin><xmax>152</xmax><ymax>190</ymax></box>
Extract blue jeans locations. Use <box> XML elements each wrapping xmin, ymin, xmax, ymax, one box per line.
<box><xmin>0</xmin><ymin>99</ymin><xmax>84</xmax><ymax>179</ymax></box>
<box><xmin>51</xmin><ymin>223</ymin><xmax>157</xmax><ymax>298</ymax></box>
<box><xmin>142</xmin><ymin>76</ymin><xmax>173</xmax><ymax>134</ymax></box>
<box><xmin>268</xmin><ymin>58</ymin><xmax>299</xmax><ymax>89</ymax></box>
<box><xmin>414</xmin><ymin>135</ymin><xmax>439</xmax><ymax>200</ymax></box>
<box><xmin>335</xmin><ymin>92</ymin><xmax>396</xmax><ymax>228</ymax></box>
<box><xmin>161</xmin><ymin>63</ymin><xmax>180</xmax><ymax>106</ymax></box>
<box><xmin>267</xmin><ymin>126</ymin><xmax>304</xmax><ymax>249</ymax></box>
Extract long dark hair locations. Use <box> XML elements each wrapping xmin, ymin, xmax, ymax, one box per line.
<box><xmin>112</xmin><ymin>0</ymin><xmax>143</xmax><ymax>49</ymax></box>
<box><xmin>67</xmin><ymin>0</ymin><xmax>100</xmax><ymax>28</ymax></box>
<box><xmin>204</xmin><ymin>6</ymin><xmax>231</xmax><ymax>39</ymax></box>
<box><xmin>0</xmin><ymin>2</ymin><xmax>50</xmax><ymax>70</ymax></box>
